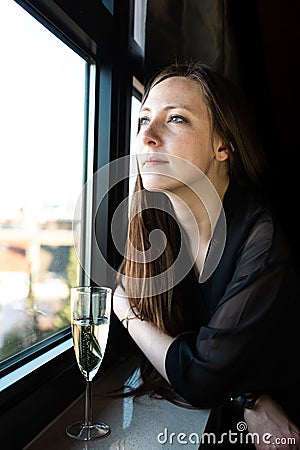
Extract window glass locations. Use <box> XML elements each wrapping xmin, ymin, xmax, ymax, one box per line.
<box><xmin>102</xmin><ymin>0</ymin><xmax>114</xmax><ymax>15</ymax></box>
<box><xmin>130</xmin><ymin>95</ymin><xmax>141</xmax><ymax>154</ymax></box>
<box><xmin>0</xmin><ymin>0</ymin><xmax>86</xmax><ymax>366</ymax></box>
<box><xmin>133</xmin><ymin>0</ymin><xmax>147</xmax><ymax>49</ymax></box>
<box><xmin>129</xmin><ymin>93</ymin><xmax>141</xmax><ymax>196</ymax></box>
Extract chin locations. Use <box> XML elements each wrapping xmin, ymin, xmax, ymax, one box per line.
<box><xmin>141</xmin><ymin>174</ymin><xmax>175</xmax><ymax>192</ymax></box>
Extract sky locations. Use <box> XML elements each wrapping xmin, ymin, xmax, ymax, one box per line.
<box><xmin>0</xmin><ymin>0</ymin><xmax>86</xmax><ymax>220</ymax></box>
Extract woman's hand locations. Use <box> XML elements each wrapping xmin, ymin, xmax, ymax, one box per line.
<box><xmin>244</xmin><ymin>394</ymin><xmax>300</xmax><ymax>450</ymax></box>
<box><xmin>113</xmin><ymin>284</ymin><xmax>175</xmax><ymax>381</ymax></box>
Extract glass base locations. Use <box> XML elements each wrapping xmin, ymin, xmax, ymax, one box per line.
<box><xmin>66</xmin><ymin>421</ymin><xmax>111</xmax><ymax>441</ymax></box>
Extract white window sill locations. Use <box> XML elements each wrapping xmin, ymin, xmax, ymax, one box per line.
<box><xmin>0</xmin><ymin>338</ymin><xmax>73</xmax><ymax>392</ymax></box>
<box><xmin>24</xmin><ymin>353</ymin><xmax>210</xmax><ymax>449</ymax></box>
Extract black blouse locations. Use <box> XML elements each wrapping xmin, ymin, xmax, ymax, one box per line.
<box><xmin>165</xmin><ymin>182</ymin><xmax>300</xmax><ymax>425</ymax></box>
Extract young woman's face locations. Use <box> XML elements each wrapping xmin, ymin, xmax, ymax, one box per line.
<box><xmin>136</xmin><ymin>76</ymin><xmax>227</xmax><ymax>193</ymax></box>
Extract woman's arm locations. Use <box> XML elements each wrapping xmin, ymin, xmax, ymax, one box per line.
<box><xmin>244</xmin><ymin>395</ymin><xmax>300</xmax><ymax>450</ymax></box>
<box><xmin>113</xmin><ymin>286</ymin><xmax>300</xmax><ymax>450</ymax></box>
<box><xmin>114</xmin><ymin>262</ymin><xmax>297</xmax><ymax>408</ymax></box>
<box><xmin>113</xmin><ymin>284</ymin><xmax>175</xmax><ymax>382</ymax></box>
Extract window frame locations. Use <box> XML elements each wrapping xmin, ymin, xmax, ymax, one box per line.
<box><xmin>0</xmin><ymin>0</ymin><xmax>144</xmax><ymax>447</ymax></box>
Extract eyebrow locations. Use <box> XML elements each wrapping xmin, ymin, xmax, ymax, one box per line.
<box><xmin>140</xmin><ymin>104</ymin><xmax>193</xmax><ymax>113</ymax></box>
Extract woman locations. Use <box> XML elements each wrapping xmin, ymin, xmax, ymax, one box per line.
<box><xmin>113</xmin><ymin>61</ymin><xmax>300</xmax><ymax>448</ymax></box>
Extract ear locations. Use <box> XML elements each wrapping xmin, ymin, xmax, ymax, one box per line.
<box><xmin>215</xmin><ymin>145</ymin><xmax>230</xmax><ymax>162</ymax></box>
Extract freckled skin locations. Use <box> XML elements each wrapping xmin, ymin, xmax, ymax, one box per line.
<box><xmin>136</xmin><ymin>76</ymin><xmax>228</xmax><ymax>194</ymax></box>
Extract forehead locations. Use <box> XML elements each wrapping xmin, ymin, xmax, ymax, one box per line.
<box><xmin>143</xmin><ymin>76</ymin><xmax>205</xmax><ymax>110</ymax></box>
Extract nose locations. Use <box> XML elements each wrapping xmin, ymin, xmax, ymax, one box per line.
<box><xmin>140</xmin><ymin>121</ymin><xmax>162</xmax><ymax>147</ymax></box>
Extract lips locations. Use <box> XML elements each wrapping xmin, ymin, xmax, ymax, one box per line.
<box><xmin>142</xmin><ymin>156</ymin><xmax>169</xmax><ymax>166</ymax></box>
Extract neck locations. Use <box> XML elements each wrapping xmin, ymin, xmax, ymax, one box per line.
<box><xmin>164</xmin><ymin>175</ymin><xmax>229</xmax><ymax>277</ymax></box>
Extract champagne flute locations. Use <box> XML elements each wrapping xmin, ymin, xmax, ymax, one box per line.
<box><xmin>66</xmin><ymin>285</ymin><xmax>112</xmax><ymax>441</ymax></box>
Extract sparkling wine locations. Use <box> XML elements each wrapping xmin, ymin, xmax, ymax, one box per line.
<box><xmin>72</xmin><ymin>317</ymin><xmax>109</xmax><ymax>381</ymax></box>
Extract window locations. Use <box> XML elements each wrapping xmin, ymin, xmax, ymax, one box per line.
<box><xmin>133</xmin><ymin>0</ymin><xmax>147</xmax><ymax>49</ymax></box>
<box><xmin>102</xmin><ymin>0</ymin><xmax>114</xmax><ymax>15</ymax></box>
<box><xmin>0</xmin><ymin>0</ymin><xmax>86</xmax><ymax>370</ymax></box>
<box><xmin>129</xmin><ymin>79</ymin><xmax>143</xmax><ymax>196</ymax></box>
<box><xmin>0</xmin><ymin>0</ymin><xmax>144</xmax><ymax>447</ymax></box>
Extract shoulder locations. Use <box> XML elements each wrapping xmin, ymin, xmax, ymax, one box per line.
<box><xmin>224</xmin><ymin>182</ymin><xmax>280</xmax><ymax>241</ymax></box>
<box><xmin>223</xmin><ymin>184</ymin><xmax>293</xmax><ymax>274</ymax></box>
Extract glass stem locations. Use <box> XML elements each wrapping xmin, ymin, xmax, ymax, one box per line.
<box><xmin>84</xmin><ymin>380</ymin><xmax>92</xmax><ymax>426</ymax></box>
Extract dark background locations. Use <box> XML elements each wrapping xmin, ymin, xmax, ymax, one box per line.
<box><xmin>144</xmin><ymin>0</ymin><xmax>300</xmax><ymax>254</ymax></box>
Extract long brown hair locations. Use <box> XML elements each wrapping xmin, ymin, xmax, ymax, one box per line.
<box><xmin>117</xmin><ymin>61</ymin><xmax>271</xmax><ymax>399</ymax></box>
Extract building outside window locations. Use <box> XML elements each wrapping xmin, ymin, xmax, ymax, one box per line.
<box><xmin>0</xmin><ymin>0</ymin><xmax>86</xmax><ymax>368</ymax></box>
<box><xmin>0</xmin><ymin>0</ymin><xmax>145</xmax><ymax>446</ymax></box>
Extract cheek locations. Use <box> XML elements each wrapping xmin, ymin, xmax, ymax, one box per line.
<box><xmin>185</xmin><ymin>144</ymin><xmax>214</xmax><ymax>175</ymax></box>
<box><xmin>176</xmin><ymin>135</ymin><xmax>202</xmax><ymax>159</ymax></box>
<box><xmin>192</xmin><ymin>131</ymin><xmax>213</xmax><ymax>154</ymax></box>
